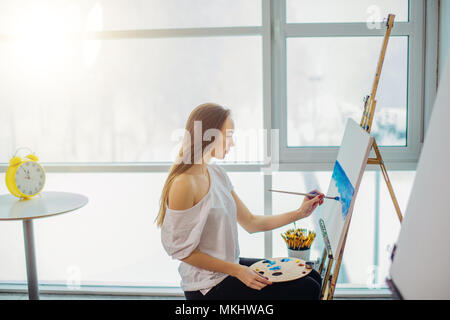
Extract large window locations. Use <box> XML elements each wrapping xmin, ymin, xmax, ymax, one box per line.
<box><xmin>287</xmin><ymin>36</ymin><xmax>408</xmax><ymax>147</ymax></box>
<box><xmin>0</xmin><ymin>1</ymin><xmax>263</xmax><ymax>163</ymax></box>
<box><xmin>0</xmin><ymin>171</ymin><xmax>264</xmax><ymax>286</ymax></box>
<box><xmin>0</xmin><ymin>0</ymin><xmax>431</xmax><ymax>294</ymax></box>
<box><xmin>277</xmin><ymin>0</ymin><xmax>423</xmax><ymax>164</ymax></box>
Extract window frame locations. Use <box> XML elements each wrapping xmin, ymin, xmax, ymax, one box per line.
<box><xmin>271</xmin><ymin>0</ymin><xmax>426</xmax><ymax>168</ymax></box>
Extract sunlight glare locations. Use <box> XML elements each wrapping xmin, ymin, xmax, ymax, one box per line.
<box><xmin>9</xmin><ymin>4</ymin><xmax>81</xmax><ymax>72</ymax></box>
<box><xmin>83</xmin><ymin>3</ymin><xmax>103</xmax><ymax>68</ymax></box>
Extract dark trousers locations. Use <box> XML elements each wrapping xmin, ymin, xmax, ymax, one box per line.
<box><xmin>184</xmin><ymin>257</ymin><xmax>322</xmax><ymax>300</ymax></box>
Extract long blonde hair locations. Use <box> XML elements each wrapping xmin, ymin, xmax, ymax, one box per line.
<box><xmin>155</xmin><ymin>102</ymin><xmax>231</xmax><ymax>228</ymax></box>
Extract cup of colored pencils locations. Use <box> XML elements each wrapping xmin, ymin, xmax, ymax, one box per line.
<box><xmin>281</xmin><ymin>227</ymin><xmax>316</xmax><ymax>261</ymax></box>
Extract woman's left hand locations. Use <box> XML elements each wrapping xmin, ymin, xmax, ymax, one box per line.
<box><xmin>296</xmin><ymin>189</ymin><xmax>324</xmax><ymax>219</ymax></box>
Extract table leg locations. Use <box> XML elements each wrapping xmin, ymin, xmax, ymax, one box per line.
<box><xmin>22</xmin><ymin>220</ymin><xmax>40</xmax><ymax>300</ymax></box>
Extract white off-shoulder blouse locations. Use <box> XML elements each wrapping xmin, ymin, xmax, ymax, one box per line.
<box><xmin>161</xmin><ymin>163</ymin><xmax>240</xmax><ymax>295</ymax></box>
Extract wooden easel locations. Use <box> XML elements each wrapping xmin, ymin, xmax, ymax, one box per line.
<box><xmin>319</xmin><ymin>14</ymin><xmax>403</xmax><ymax>300</ymax></box>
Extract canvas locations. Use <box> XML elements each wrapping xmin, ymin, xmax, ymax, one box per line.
<box><xmin>314</xmin><ymin>119</ymin><xmax>373</xmax><ymax>258</ymax></box>
<box><xmin>389</xmin><ymin>55</ymin><xmax>450</xmax><ymax>299</ymax></box>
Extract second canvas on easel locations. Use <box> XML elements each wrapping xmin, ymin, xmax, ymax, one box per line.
<box><xmin>314</xmin><ymin>119</ymin><xmax>374</xmax><ymax>258</ymax></box>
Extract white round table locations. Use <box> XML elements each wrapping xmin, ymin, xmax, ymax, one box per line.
<box><xmin>0</xmin><ymin>191</ymin><xmax>89</xmax><ymax>300</ymax></box>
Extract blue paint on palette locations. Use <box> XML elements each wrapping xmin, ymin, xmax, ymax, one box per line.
<box><xmin>269</xmin><ymin>266</ymin><xmax>281</xmax><ymax>271</ymax></box>
<box><xmin>263</xmin><ymin>259</ymin><xmax>276</xmax><ymax>266</ymax></box>
<box><xmin>331</xmin><ymin>160</ymin><xmax>355</xmax><ymax>219</ymax></box>
<box><xmin>280</xmin><ymin>258</ymin><xmax>291</xmax><ymax>262</ymax></box>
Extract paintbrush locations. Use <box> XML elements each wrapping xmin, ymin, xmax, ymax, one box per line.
<box><xmin>268</xmin><ymin>189</ymin><xmax>340</xmax><ymax>201</ymax></box>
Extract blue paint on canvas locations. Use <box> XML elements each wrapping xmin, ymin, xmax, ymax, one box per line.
<box><xmin>332</xmin><ymin>160</ymin><xmax>355</xmax><ymax>219</ymax></box>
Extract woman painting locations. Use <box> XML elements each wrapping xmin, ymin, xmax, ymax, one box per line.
<box><xmin>156</xmin><ymin>102</ymin><xmax>324</xmax><ymax>300</ymax></box>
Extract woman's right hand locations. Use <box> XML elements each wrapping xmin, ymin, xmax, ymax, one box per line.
<box><xmin>234</xmin><ymin>265</ymin><xmax>273</xmax><ymax>290</ymax></box>
<box><xmin>297</xmin><ymin>189</ymin><xmax>324</xmax><ymax>219</ymax></box>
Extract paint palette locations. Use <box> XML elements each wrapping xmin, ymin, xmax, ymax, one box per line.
<box><xmin>249</xmin><ymin>257</ymin><xmax>312</xmax><ymax>282</ymax></box>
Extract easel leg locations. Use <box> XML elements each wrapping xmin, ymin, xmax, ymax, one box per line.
<box><xmin>372</xmin><ymin>141</ymin><xmax>403</xmax><ymax>222</ymax></box>
<box><xmin>329</xmin><ymin>258</ymin><xmax>342</xmax><ymax>300</ymax></box>
<box><xmin>379</xmin><ymin>162</ymin><xmax>403</xmax><ymax>222</ymax></box>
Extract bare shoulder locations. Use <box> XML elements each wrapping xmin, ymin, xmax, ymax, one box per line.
<box><xmin>168</xmin><ymin>174</ymin><xmax>196</xmax><ymax>210</ymax></box>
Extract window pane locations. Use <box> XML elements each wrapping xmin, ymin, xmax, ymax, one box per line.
<box><xmin>0</xmin><ymin>0</ymin><xmax>261</xmax><ymax>33</ymax></box>
<box><xmin>0</xmin><ymin>36</ymin><xmax>262</xmax><ymax>162</ymax></box>
<box><xmin>272</xmin><ymin>170</ymin><xmax>414</xmax><ymax>288</ymax></box>
<box><xmin>375</xmin><ymin>170</ymin><xmax>415</xmax><ymax>288</ymax></box>
<box><xmin>0</xmin><ymin>170</ymin><xmax>263</xmax><ymax>286</ymax></box>
<box><xmin>287</xmin><ymin>36</ymin><xmax>408</xmax><ymax>147</ymax></box>
<box><xmin>272</xmin><ymin>171</ymin><xmax>332</xmax><ymax>260</ymax></box>
<box><xmin>287</xmin><ymin>0</ymin><xmax>408</xmax><ymax>23</ymax></box>
<box><xmin>228</xmin><ymin>172</ymin><xmax>265</xmax><ymax>259</ymax></box>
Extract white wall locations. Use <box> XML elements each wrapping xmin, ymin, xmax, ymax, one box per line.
<box><xmin>439</xmin><ymin>0</ymin><xmax>450</xmax><ymax>80</ymax></box>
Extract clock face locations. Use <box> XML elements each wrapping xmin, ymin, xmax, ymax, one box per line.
<box><xmin>14</xmin><ymin>161</ymin><xmax>45</xmax><ymax>196</ymax></box>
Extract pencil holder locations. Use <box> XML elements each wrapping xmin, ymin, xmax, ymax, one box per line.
<box><xmin>287</xmin><ymin>247</ymin><xmax>311</xmax><ymax>261</ymax></box>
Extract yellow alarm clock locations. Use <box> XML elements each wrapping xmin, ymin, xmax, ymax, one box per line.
<box><xmin>5</xmin><ymin>147</ymin><xmax>46</xmax><ymax>199</ymax></box>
